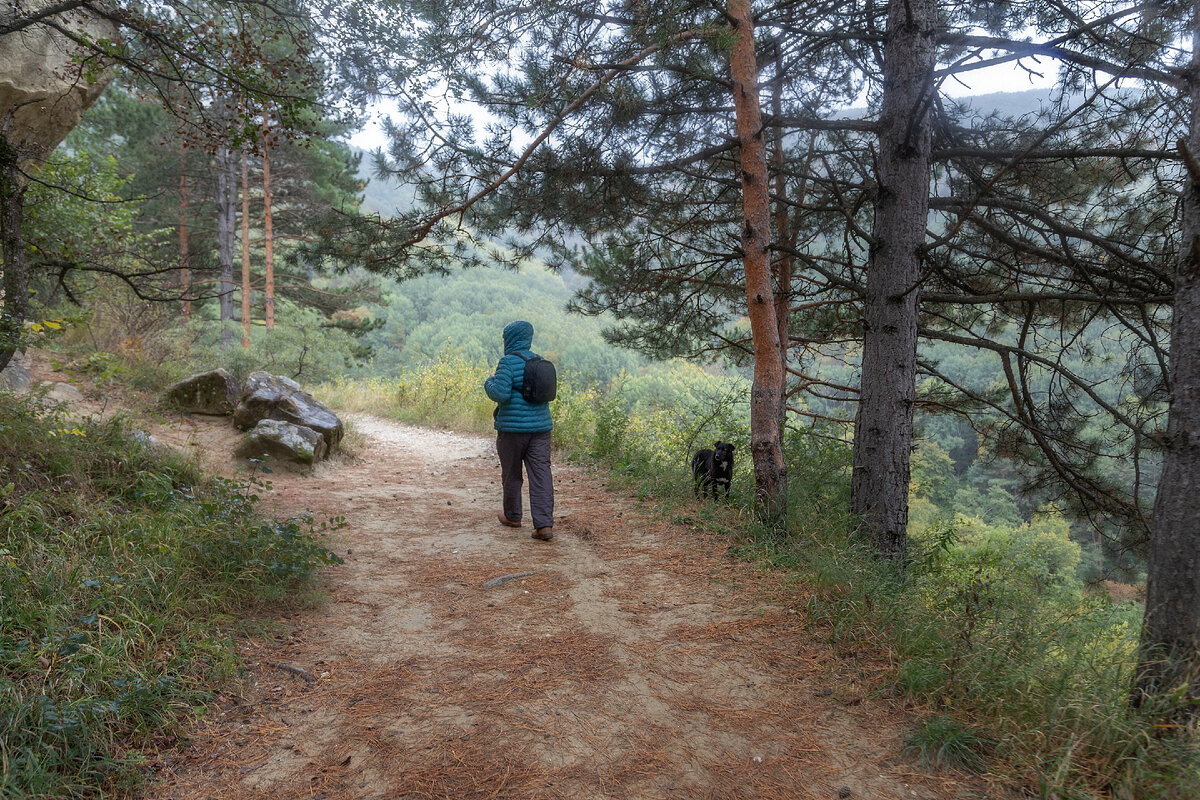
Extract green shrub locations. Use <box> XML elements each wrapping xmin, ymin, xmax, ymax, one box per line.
<box><xmin>795</xmin><ymin>506</ymin><xmax>1197</xmax><ymax>797</ymax></box>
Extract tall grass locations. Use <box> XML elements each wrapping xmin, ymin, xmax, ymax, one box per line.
<box><xmin>323</xmin><ymin>354</ymin><xmax>1196</xmax><ymax>799</ymax></box>
<box><xmin>317</xmin><ymin>356</ymin><xmax>495</xmax><ymax>433</ymax></box>
<box><xmin>0</xmin><ymin>395</ymin><xmax>342</xmax><ymax>798</ymax></box>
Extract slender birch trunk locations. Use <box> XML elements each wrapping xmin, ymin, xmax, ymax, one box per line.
<box><xmin>771</xmin><ymin>48</ymin><xmax>794</xmax><ymax>433</ymax></box>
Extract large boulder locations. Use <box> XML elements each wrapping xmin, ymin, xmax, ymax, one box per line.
<box><xmin>233</xmin><ymin>372</ymin><xmax>343</xmax><ymax>448</ymax></box>
<box><xmin>0</xmin><ymin>4</ymin><xmax>117</xmax><ymax>166</ymax></box>
<box><xmin>0</xmin><ymin>362</ymin><xmax>31</xmax><ymax>392</ymax></box>
<box><xmin>235</xmin><ymin>419</ymin><xmax>328</xmax><ymax>466</ymax></box>
<box><xmin>165</xmin><ymin>369</ymin><xmax>240</xmax><ymax>415</ymax></box>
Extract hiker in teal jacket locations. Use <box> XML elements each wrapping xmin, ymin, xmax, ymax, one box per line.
<box><xmin>484</xmin><ymin>320</ymin><xmax>554</xmax><ymax>434</ymax></box>
<box><xmin>485</xmin><ymin>320</ymin><xmax>554</xmax><ymax>540</ymax></box>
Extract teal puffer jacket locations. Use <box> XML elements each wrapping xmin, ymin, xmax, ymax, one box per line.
<box><xmin>484</xmin><ymin>320</ymin><xmax>553</xmax><ymax>433</ymax></box>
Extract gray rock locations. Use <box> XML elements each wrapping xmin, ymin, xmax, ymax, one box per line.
<box><xmin>164</xmin><ymin>369</ymin><xmax>241</xmax><ymax>415</ymax></box>
<box><xmin>0</xmin><ymin>363</ymin><xmax>32</xmax><ymax>392</ymax></box>
<box><xmin>130</xmin><ymin>430</ymin><xmax>186</xmax><ymax>460</ymax></box>
<box><xmin>46</xmin><ymin>382</ymin><xmax>83</xmax><ymax>403</ymax></box>
<box><xmin>236</xmin><ymin>419</ymin><xmax>328</xmax><ymax>466</ymax></box>
<box><xmin>481</xmin><ymin>572</ymin><xmax>537</xmax><ymax>589</ymax></box>
<box><xmin>233</xmin><ymin>371</ymin><xmax>343</xmax><ymax>448</ymax></box>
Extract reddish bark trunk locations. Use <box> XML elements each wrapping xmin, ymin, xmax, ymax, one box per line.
<box><xmin>730</xmin><ymin>0</ymin><xmax>787</xmax><ymax>528</ymax></box>
<box><xmin>217</xmin><ymin>145</ymin><xmax>236</xmax><ymax>349</ymax></box>
<box><xmin>263</xmin><ymin>123</ymin><xmax>275</xmax><ymax>329</ymax></box>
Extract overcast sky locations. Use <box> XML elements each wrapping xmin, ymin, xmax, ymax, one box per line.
<box><xmin>348</xmin><ymin>57</ymin><xmax>1059</xmax><ymax>152</ymax></box>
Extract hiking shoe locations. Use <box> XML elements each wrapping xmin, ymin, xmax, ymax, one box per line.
<box><xmin>532</xmin><ymin>527</ymin><xmax>554</xmax><ymax>541</ymax></box>
<box><xmin>498</xmin><ymin>514</ymin><xmax>522</xmax><ymax>528</ymax></box>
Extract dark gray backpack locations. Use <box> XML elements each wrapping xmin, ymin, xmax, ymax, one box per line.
<box><xmin>515</xmin><ymin>352</ymin><xmax>557</xmax><ymax>403</ymax></box>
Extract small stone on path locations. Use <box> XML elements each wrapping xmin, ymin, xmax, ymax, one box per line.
<box><xmin>481</xmin><ymin>572</ymin><xmax>537</xmax><ymax>589</ymax></box>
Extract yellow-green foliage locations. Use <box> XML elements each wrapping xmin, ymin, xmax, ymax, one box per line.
<box><xmin>394</xmin><ymin>357</ymin><xmax>494</xmax><ymax>431</ymax></box>
<box><xmin>316</xmin><ymin>356</ymin><xmax>494</xmax><ymax>433</ymax></box>
<box><xmin>317</xmin><ymin>355</ymin><xmax>724</xmax><ymax>497</ymax></box>
<box><xmin>620</xmin><ymin>360</ymin><xmax>733</xmax><ymax>413</ymax></box>
<box><xmin>547</xmin><ymin>380</ymin><xmax>606</xmax><ymax>454</ymax></box>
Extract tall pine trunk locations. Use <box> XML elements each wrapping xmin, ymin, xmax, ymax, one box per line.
<box><xmin>241</xmin><ymin>147</ymin><xmax>252</xmax><ymax>348</ymax></box>
<box><xmin>730</xmin><ymin>0</ymin><xmax>787</xmax><ymax>528</ymax></box>
<box><xmin>216</xmin><ymin>145</ymin><xmax>236</xmax><ymax>349</ymax></box>
<box><xmin>1135</xmin><ymin>0</ymin><xmax>1200</xmax><ymax>716</ymax></box>
<box><xmin>0</xmin><ymin>134</ymin><xmax>27</xmax><ymax>374</ymax></box>
<box><xmin>850</xmin><ymin>0</ymin><xmax>936</xmax><ymax>560</ymax></box>
<box><xmin>771</xmin><ymin>46</ymin><xmax>794</xmax><ymax>427</ymax></box>
<box><xmin>179</xmin><ymin>160</ymin><xmax>191</xmax><ymax>318</ymax></box>
<box><xmin>262</xmin><ymin>122</ymin><xmax>275</xmax><ymax>329</ymax></box>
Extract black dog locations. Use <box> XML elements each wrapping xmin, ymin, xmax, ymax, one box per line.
<box><xmin>692</xmin><ymin>441</ymin><xmax>735</xmax><ymax>500</ymax></box>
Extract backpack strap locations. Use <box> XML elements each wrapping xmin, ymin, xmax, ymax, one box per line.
<box><xmin>510</xmin><ymin>352</ymin><xmax>532</xmax><ymax>399</ymax></box>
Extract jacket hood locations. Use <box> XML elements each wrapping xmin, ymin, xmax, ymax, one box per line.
<box><xmin>502</xmin><ymin>320</ymin><xmax>534</xmax><ymax>354</ymax></box>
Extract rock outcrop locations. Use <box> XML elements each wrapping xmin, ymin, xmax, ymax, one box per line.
<box><xmin>233</xmin><ymin>372</ymin><xmax>344</xmax><ymax>449</ymax></box>
<box><xmin>0</xmin><ymin>3</ymin><xmax>117</xmax><ymax>164</ymax></box>
<box><xmin>235</xmin><ymin>419</ymin><xmax>329</xmax><ymax>466</ymax></box>
<box><xmin>165</xmin><ymin>369</ymin><xmax>241</xmax><ymax>415</ymax></box>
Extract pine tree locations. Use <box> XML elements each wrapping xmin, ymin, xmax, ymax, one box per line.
<box><xmin>1135</xmin><ymin>0</ymin><xmax>1200</xmax><ymax>720</ymax></box>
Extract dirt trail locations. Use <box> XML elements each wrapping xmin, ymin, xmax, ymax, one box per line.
<box><xmin>138</xmin><ymin>414</ymin><xmax>981</xmax><ymax>800</ymax></box>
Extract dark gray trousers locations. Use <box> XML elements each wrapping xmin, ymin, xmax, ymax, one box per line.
<box><xmin>496</xmin><ymin>431</ymin><xmax>554</xmax><ymax>529</ymax></box>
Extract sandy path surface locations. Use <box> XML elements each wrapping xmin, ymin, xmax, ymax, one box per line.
<box><xmin>138</xmin><ymin>415</ymin><xmax>983</xmax><ymax>800</ymax></box>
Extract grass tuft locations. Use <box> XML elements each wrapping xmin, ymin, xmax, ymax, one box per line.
<box><xmin>903</xmin><ymin>715</ymin><xmax>994</xmax><ymax>772</ymax></box>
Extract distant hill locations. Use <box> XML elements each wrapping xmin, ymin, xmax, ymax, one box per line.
<box><xmin>837</xmin><ymin>87</ymin><xmax>1057</xmax><ymax>120</ymax></box>
<box><xmin>949</xmin><ymin>87</ymin><xmax>1057</xmax><ymax>118</ymax></box>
